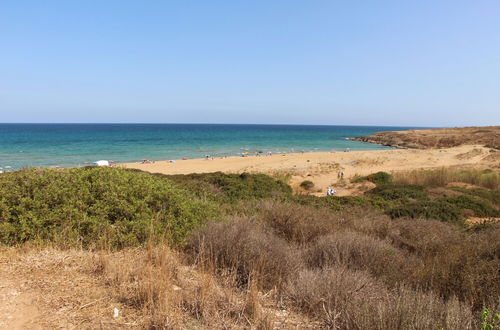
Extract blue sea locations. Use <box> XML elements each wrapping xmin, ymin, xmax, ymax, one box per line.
<box><xmin>0</xmin><ymin>124</ymin><xmax>416</xmax><ymax>170</ymax></box>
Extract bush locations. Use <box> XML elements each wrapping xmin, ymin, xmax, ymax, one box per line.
<box><xmin>383</xmin><ymin>219</ymin><xmax>500</xmax><ymax>309</ymax></box>
<box><xmin>441</xmin><ymin>195</ymin><xmax>499</xmax><ymax>218</ymax></box>
<box><xmin>0</xmin><ymin>167</ymin><xmax>218</xmax><ymax>248</ymax></box>
<box><xmin>368</xmin><ymin>184</ymin><xmax>429</xmax><ymax>201</ymax></box>
<box><xmin>304</xmin><ymin>231</ymin><xmax>407</xmax><ymax>281</ymax></box>
<box><xmin>257</xmin><ymin>201</ymin><xmax>339</xmax><ymax>244</ymax></box>
<box><xmin>449</xmin><ymin>187</ymin><xmax>500</xmax><ymax>206</ymax></box>
<box><xmin>299</xmin><ymin>180</ymin><xmax>315</xmax><ymax>190</ymax></box>
<box><xmin>293</xmin><ymin>195</ymin><xmax>391</xmax><ymax>211</ymax></box>
<box><xmin>286</xmin><ymin>267</ymin><xmax>474</xmax><ymax>329</ymax></box>
<box><xmin>353</xmin><ymin>171</ymin><xmax>392</xmax><ymax>185</ymax></box>
<box><xmin>386</xmin><ymin>194</ymin><xmax>499</xmax><ymax>223</ymax></box>
<box><xmin>286</xmin><ymin>266</ymin><xmax>386</xmax><ymax>328</ymax></box>
<box><xmin>386</xmin><ymin>200</ymin><xmax>464</xmax><ymax>224</ymax></box>
<box><xmin>186</xmin><ymin>217</ymin><xmax>301</xmax><ymax>289</ymax></box>
<box><xmin>166</xmin><ymin>172</ymin><xmax>292</xmax><ymax>202</ymax></box>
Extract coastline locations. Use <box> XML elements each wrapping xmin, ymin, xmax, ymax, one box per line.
<box><xmin>121</xmin><ymin>144</ymin><xmax>498</xmax><ymax>196</ymax></box>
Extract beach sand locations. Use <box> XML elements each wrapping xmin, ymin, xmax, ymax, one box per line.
<box><xmin>121</xmin><ymin>145</ymin><xmax>498</xmax><ymax>196</ymax></box>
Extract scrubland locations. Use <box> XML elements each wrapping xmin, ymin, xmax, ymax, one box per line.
<box><xmin>0</xmin><ymin>167</ymin><xmax>499</xmax><ymax>329</ymax></box>
<box><xmin>352</xmin><ymin>126</ymin><xmax>500</xmax><ymax>149</ymax></box>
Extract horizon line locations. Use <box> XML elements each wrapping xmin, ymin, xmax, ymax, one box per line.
<box><xmin>0</xmin><ymin>122</ymin><xmax>437</xmax><ymax>128</ymax></box>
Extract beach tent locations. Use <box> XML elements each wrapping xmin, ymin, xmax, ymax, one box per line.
<box><xmin>93</xmin><ymin>160</ymin><xmax>110</xmax><ymax>167</ymax></box>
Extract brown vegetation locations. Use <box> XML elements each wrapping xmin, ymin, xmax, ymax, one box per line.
<box><xmin>352</xmin><ymin>126</ymin><xmax>500</xmax><ymax>149</ymax></box>
<box><xmin>393</xmin><ymin>167</ymin><xmax>499</xmax><ymax>189</ymax></box>
<box><xmin>1</xmin><ymin>168</ymin><xmax>499</xmax><ymax>328</ymax></box>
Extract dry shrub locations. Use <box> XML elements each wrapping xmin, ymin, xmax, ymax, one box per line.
<box><xmin>286</xmin><ymin>267</ymin><xmax>476</xmax><ymax>329</ymax></box>
<box><xmin>95</xmin><ymin>245</ymin><xmax>254</xmax><ymax>328</ymax></box>
<box><xmin>413</xmin><ymin>227</ymin><xmax>500</xmax><ymax>309</ymax></box>
<box><xmin>385</xmin><ymin>218</ymin><xmax>463</xmax><ymax>256</ymax></box>
<box><xmin>333</xmin><ymin>207</ymin><xmax>394</xmax><ymax>239</ymax></box>
<box><xmin>186</xmin><ymin>217</ymin><xmax>302</xmax><ymax>290</ymax></box>
<box><xmin>375</xmin><ymin>286</ymin><xmax>475</xmax><ymax>330</ymax></box>
<box><xmin>379</xmin><ymin>220</ymin><xmax>500</xmax><ymax>309</ymax></box>
<box><xmin>305</xmin><ymin>231</ymin><xmax>408</xmax><ymax>281</ymax></box>
<box><xmin>257</xmin><ymin>201</ymin><xmax>341</xmax><ymax>244</ymax></box>
<box><xmin>286</xmin><ymin>266</ymin><xmax>387</xmax><ymax>329</ymax></box>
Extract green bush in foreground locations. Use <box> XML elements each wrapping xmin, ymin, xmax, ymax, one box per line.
<box><xmin>0</xmin><ymin>167</ymin><xmax>219</xmax><ymax>248</ymax></box>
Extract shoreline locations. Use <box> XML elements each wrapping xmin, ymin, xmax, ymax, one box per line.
<box><xmin>121</xmin><ymin>144</ymin><xmax>498</xmax><ymax>196</ymax></box>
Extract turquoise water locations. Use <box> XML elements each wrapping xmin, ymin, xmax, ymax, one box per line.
<box><xmin>0</xmin><ymin>124</ymin><xmax>416</xmax><ymax>170</ymax></box>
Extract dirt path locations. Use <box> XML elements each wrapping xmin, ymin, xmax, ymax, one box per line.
<box><xmin>0</xmin><ymin>269</ymin><xmax>40</xmax><ymax>329</ymax></box>
<box><xmin>0</xmin><ymin>248</ymin><xmax>140</xmax><ymax>329</ymax></box>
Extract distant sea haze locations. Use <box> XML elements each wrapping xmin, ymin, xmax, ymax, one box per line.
<box><xmin>0</xmin><ymin>124</ymin><xmax>417</xmax><ymax>170</ymax></box>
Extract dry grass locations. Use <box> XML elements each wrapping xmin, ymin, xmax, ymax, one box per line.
<box><xmin>0</xmin><ymin>247</ymin><xmax>142</xmax><ymax>328</ymax></box>
<box><xmin>393</xmin><ymin>167</ymin><xmax>499</xmax><ymax>189</ymax></box>
<box><xmin>95</xmin><ymin>244</ymin><xmax>279</xmax><ymax>328</ymax></box>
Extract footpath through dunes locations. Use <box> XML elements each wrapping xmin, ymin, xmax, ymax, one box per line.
<box><xmin>122</xmin><ymin>144</ymin><xmax>499</xmax><ymax>196</ymax></box>
<box><xmin>351</xmin><ymin>126</ymin><xmax>500</xmax><ymax>149</ymax></box>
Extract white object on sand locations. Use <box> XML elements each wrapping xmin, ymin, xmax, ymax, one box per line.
<box><xmin>93</xmin><ymin>160</ymin><xmax>110</xmax><ymax>167</ymax></box>
<box><xmin>113</xmin><ymin>307</ymin><xmax>120</xmax><ymax>318</ymax></box>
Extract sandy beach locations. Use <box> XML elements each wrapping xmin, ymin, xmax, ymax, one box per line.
<box><xmin>122</xmin><ymin>145</ymin><xmax>498</xmax><ymax>196</ymax></box>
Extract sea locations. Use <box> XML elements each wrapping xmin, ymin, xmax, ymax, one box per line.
<box><xmin>0</xmin><ymin>124</ymin><xmax>417</xmax><ymax>170</ymax></box>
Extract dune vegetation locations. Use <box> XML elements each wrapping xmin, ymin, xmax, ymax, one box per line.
<box><xmin>0</xmin><ymin>166</ymin><xmax>499</xmax><ymax>328</ymax></box>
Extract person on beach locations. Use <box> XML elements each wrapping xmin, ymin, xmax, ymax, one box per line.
<box><xmin>326</xmin><ymin>187</ymin><xmax>333</xmax><ymax>196</ymax></box>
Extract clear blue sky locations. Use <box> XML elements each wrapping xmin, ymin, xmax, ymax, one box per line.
<box><xmin>1</xmin><ymin>0</ymin><xmax>499</xmax><ymax>126</ymax></box>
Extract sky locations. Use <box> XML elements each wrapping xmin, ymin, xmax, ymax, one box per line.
<box><xmin>1</xmin><ymin>0</ymin><xmax>499</xmax><ymax>126</ymax></box>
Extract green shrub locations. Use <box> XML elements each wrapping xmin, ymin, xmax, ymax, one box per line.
<box><xmin>166</xmin><ymin>171</ymin><xmax>292</xmax><ymax>202</ymax></box>
<box><xmin>449</xmin><ymin>187</ymin><xmax>500</xmax><ymax>206</ymax></box>
<box><xmin>441</xmin><ymin>195</ymin><xmax>499</xmax><ymax>218</ymax></box>
<box><xmin>368</xmin><ymin>184</ymin><xmax>429</xmax><ymax>201</ymax></box>
<box><xmin>299</xmin><ymin>180</ymin><xmax>315</xmax><ymax>190</ymax></box>
<box><xmin>0</xmin><ymin>167</ymin><xmax>219</xmax><ymax>248</ymax></box>
<box><xmin>387</xmin><ymin>200</ymin><xmax>464</xmax><ymax>224</ymax></box>
<box><xmin>353</xmin><ymin>171</ymin><xmax>392</xmax><ymax>185</ymax></box>
<box><xmin>481</xmin><ymin>308</ymin><xmax>500</xmax><ymax>330</ymax></box>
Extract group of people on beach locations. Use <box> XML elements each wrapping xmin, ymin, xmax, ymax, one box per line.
<box><xmin>326</xmin><ymin>170</ymin><xmax>345</xmax><ymax>196</ymax></box>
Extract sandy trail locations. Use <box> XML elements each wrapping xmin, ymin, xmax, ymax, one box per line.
<box><xmin>0</xmin><ymin>270</ymin><xmax>39</xmax><ymax>329</ymax></box>
<box><xmin>0</xmin><ymin>248</ymin><xmax>138</xmax><ymax>329</ymax></box>
<box><xmin>122</xmin><ymin>145</ymin><xmax>498</xmax><ymax>196</ymax></box>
